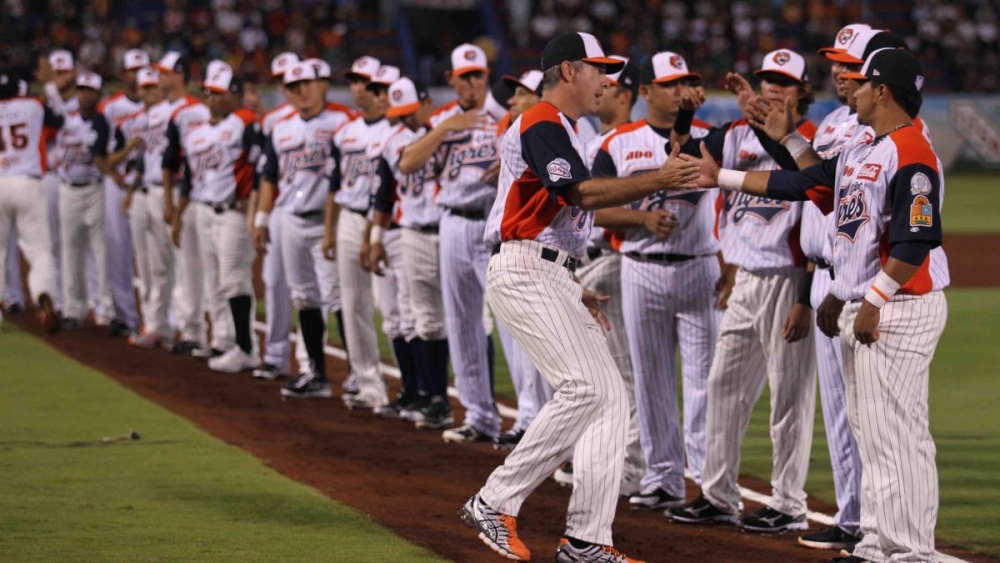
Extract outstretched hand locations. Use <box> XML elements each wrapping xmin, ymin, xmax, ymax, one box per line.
<box><xmin>658</xmin><ymin>143</ymin><xmax>699</xmax><ymax>189</ymax></box>
<box><xmin>678</xmin><ymin>141</ymin><xmax>720</xmax><ymax>188</ymax></box>
<box><xmin>679</xmin><ymin>85</ymin><xmax>707</xmax><ymax>112</ymax></box>
<box><xmin>749</xmin><ymin>95</ymin><xmax>796</xmax><ymax>143</ymax></box>
<box><xmin>582</xmin><ymin>288</ymin><xmax>611</xmax><ymax>332</ymax></box>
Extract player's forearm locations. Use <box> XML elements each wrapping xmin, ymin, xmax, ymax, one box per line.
<box><xmin>864</xmin><ymin>257</ymin><xmax>922</xmax><ymax>309</ymax></box>
<box><xmin>323</xmin><ymin>194</ymin><xmax>340</xmax><ymax>241</ymax></box>
<box><xmin>371</xmin><ymin>210</ymin><xmax>392</xmax><ymax>229</ymax></box>
<box><xmin>593</xmin><ymin>207</ymin><xmax>648</xmax><ymax>230</ymax></box>
<box><xmin>569</xmin><ymin>173</ymin><xmax>668</xmax><ymax>210</ymax></box>
<box><xmin>398</xmin><ymin>127</ymin><xmax>447</xmax><ymax>173</ymax></box>
<box><xmin>714</xmin><ymin>169</ymin><xmax>772</xmax><ymax>197</ymax></box>
<box><xmin>105</xmin><ymin>147</ymin><xmax>132</xmax><ymax>168</ymax></box>
<box><xmin>95</xmin><ymin>156</ymin><xmax>124</xmax><ymax>186</ymax></box>
<box><xmin>257</xmin><ymin>180</ymin><xmax>277</xmax><ymax>214</ymax></box>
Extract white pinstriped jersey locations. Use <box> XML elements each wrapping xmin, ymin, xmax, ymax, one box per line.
<box><xmin>583</xmin><ymin>127</ymin><xmax>618</xmax><ymax>250</ymax></box>
<box><xmin>383</xmin><ymin>125</ymin><xmax>441</xmax><ymax>227</ymax></box>
<box><xmin>115</xmin><ymin>107</ymin><xmax>147</xmax><ymax>187</ymax></box>
<box><xmin>0</xmin><ymin>97</ymin><xmax>62</xmax><ymax>178</ymax></box>
<box><xmin>718</xmin><ymin>119</ymin><xmax>816</xmax><ymax>271</ymax></box>
<box><xmin>427</xmin><ymin>101</ymin><xmax>499</xmax><ymax>212</ymax></box>
<box><xmin>332</xmin><ymin>116</ymin><xmax>390</xmax><ymax>212</ymax></box>
<box><xmin>54</xmin><ymin>111</ymin><xmax>112</xmax><ymax>185</ymax></box>
<box><xmin>42</xmin><ymin>88</ymin><xmax>78</xmax><ymax>170</ymax></box>
<box><xmin>802</xmin><ymin>106</ymin><xmax>858</xmax><ymax>262</ymax></box>
<box><xmin>181</xmin><ymin>109</ymin><xmax>259</xmax><ymax>204</ymax></box>
<box><xmin>99</xmin><ymin>92</ymin><xmax>143</xmax><ymax>173</ymax></box>
<box><xmin>594</xmin><ymin>120</ymin><xmax>717</xmax><ymax>256</ymax></box>
<box><xmin>484</xmin><ymin>101</ymin><xmax>593</xmax><ymax>258</ymax></box>
<box><xmin>141</xmin><ymin>95</ymin><xmax>198</xmax><ymax>187</ymax></box>
<box><xmin>162</xmin><ymin>100</ymin><xmax>210</xmax><ymax>177</ymax></box>
<box><xmin>261</xmin><ymin>103</ymin><xmax>296</xmax><ymax>137</ymax></box>
<box><xmin>262</xmin><ymin>108</ymin><xmax>349</xmax><ymax>214</ymax></box>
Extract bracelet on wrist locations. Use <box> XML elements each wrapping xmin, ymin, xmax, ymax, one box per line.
<box><xmin>863</xmin><ymin>270</ymin><xmax>901</xmax><ymax>309</ymax></box>
<box><xmin>780</xmin><ymin>131</ymin><xmax>811</xmax><ymax>160</ymax></box>
<box><xmin>253</xmin><ymin>211</ymin><xmax>270</xmax><ymax>229</ymax></box>
<box><xmin>717</xmin><ymin>169</ymin><xmax>747</xmax><ymax>191</ymax></box>
<box><xmin>369</xmin><ymin>225</ymin><xmax>385</xmax><ymax>245</ymax></box>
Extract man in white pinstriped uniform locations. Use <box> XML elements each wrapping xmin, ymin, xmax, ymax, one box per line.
<box><xmin>669</xmin><ymin>49</ymin><xmax>819</xmax><ymax>532</ymax></box>
<box><xmin>592</xmin><ymin>52</ymin><xmax>721</xmax><ymax>512</ymax></box>
<box><xmin>460</xmin><ymin>32</ymin><xmax>701</xmax><ymax>563</ymax></box>
<box><xmin>700</xmin><ymin>46</ymin><xmax>949</xmax><ymax>563</ymax></box>
<box><xmin>398</xmin><ymin>43</ymin><xmax>501</xmax><ymax>444</ymax></box>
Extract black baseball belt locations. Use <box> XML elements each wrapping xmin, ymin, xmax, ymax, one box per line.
<box><xmin>445</xmin><ymin>207</ymin><xmax>486</xmax><ymax>221</ymax></box>
<box><xmin>491</xmin><ymin>243</ymin><xmax>580</xmax><ymax>273</ymax></box>
<box><xmin>624</xmin><ymin>251</ymin><xmax>712</xmax><ymax>264</ymax></box>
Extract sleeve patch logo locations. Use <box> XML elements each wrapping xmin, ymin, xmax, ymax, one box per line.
<box><xmin>857</xmin><ymin>163</ymin><xmax>881</xmax><ymax>181</ymax></box>
<box><xmin>910</xmin><ymin>195</ymin><xmax>933</xmax><ymax>228</ymax></box>
<box><xmin>546</xmin><ymin>157</ymin><xmax>572</xmax><ymax>182</ymax></box>
<box><xmin>910</xmin><ymin>171</ymin><xmax>932</xmax><ymax>195</ymax></box>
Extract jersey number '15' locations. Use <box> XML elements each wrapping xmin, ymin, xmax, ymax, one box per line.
<box><xmin>0</xmin><ymin>123</ymin><xmax>29</xmax><ymax>152</ymax></box>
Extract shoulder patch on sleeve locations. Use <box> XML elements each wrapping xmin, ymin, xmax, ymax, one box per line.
<box><xmin>546</xmin><ymin>158</ymin><xmax>573</xmax><ymax>182</ymax></box>
<box><xmin>910</xmin><ymin>195</ymin><xmax>933</xmax><ymax>228</ymax></box>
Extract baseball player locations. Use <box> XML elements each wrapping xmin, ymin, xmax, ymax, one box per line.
<box><xmin>99</xmin><ymin>49</ymin><xmax>149</xmax><ymax>337</ymax></box>
<box><xmin>171</xmin><ymin>62</ymin><xmax>260</xmax><ymax>373</ymax></box>
<box><xmin>322</xmin><ymin>55</ymin><xmax>393</xmax><ymax>409</ymax></box>
<box><xmin>592</xmin><ymin>51</ymin><xmax>721</xmax><ymax>512</ymax></box>
<box><xmin>461</xmin><ymin>31</ymin><xmax>699</xmax><ymax>563</ymax></box>
<box><xmin>668</xmin><ymin>49</ymin><xmax>818</xmax><ymax>532</ymax></box>
<box><xmin>398</xmin><ymin>43</ymin><xmax>501</xmax><ymax>444</ymax></box>
<box><xmin>375</xmin><ymin>77</ymin><xmax>456</xmax><ymax>428</ymax></box>
<box><xmin>696</xmin><ymin>46</ymin><xmax>949</xmax><ymax>563</ymax></box>
<box><xmin>0</xmin><ymin>67</ymin><xmax>62</xmax><ymax>332</ymax></box>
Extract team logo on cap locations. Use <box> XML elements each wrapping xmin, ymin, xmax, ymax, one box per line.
<box><xmin>838</xmin><ymin>29</ymin><xmax>854</xmax><ymax>45</ymax></box>
<box><xmin>773</xmin><ymin>51</ymin><xmax>791</xmax><ymax>66</ymax></box>
<box><xmin>293</xmin><ymin>66</ymin><xmax>304</xmax><ymax>77</ymax></box>
<box><xmin>464</xmin><ymin>49</ymin><xmax>477</xmax><ymax>61</ymax></box>
<box><xmin>377</xmin><ymin>67</ymin><xmax>389</xmax><ymax>77</ymax></box>
<box><xmin>915</xmin><ymin>75</ymin><xmax>925</xmax><ymax>91</ymax></box>
<box><xmin>669</xmin><ymin>55</ymin><xmax>684</xmax><ymax>69</ymax></box>
<box><xmin>354</xmin><ymin>58</ymin><xmax>368</xmax><ymax>67</ymax></box>
<box><xmin>392</xmin><ymin>89</ymin><xmax>403</xmax><ymax>102</ymax></box>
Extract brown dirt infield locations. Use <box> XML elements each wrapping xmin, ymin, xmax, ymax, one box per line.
<box><xmin>9</xmin><ymin>316</ymin><xmax>996</xmax><ymax>563</ymax></box>
<box><xmin>941</xmin><ymin>235</ymin><xmax>1000</xmax><ymax>287</ymax></box>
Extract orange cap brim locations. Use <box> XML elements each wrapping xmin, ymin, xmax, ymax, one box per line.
<box><xmin>453</xmin><ymin>66</ymin><xmax>490</xmax><ymax>76</ymax></box>
<box><xmin>840</xmin><ymin>71</ymin><xmax>868</xmax><ymax>81</ymax></box>
<box><xmin>825</xmin><ymin>51</ymin><xmax>864</xmax><ymax>64</ymax></box>
<box><xmin>386</xmin><ymin>102</ymin><xmax>421</xmax><ymax>118</ymax></box>
<box><xmin>583</xmin><ymin>57</ymin><xmax>625</xmax><ymax>73</ymax></box>
<box><xmin>204</xmin><ymin>85</ymin><xmax>229</xmax><ymax>93</ymax></box>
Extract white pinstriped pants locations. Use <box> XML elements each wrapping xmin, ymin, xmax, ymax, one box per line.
<box><xmin>0</xmin><ymin>176</ymin><xmax>57</xmax><ymax>311</ymax></box>
<box><xmin>401</xmin><ymin>228</ymin><xmax>446</xmax><ymax>341</ymax></box>
<box><xmin>841</xmin><ymin>293</ymin><xmax>946</xmax><ymax>563</ymax></box>
<box><xmin>496</xmin><ymin>322</ymin><xmax>554</xmax><ymax>432</ymax></box>
<box><xmin>622</xmin><ymin>254</ymin><xmax>720</xmax><ymax>497</ymax></box>
<box><xmin>701</xmin><ymin>267</ymin><xmax>816</xmax><ymax>516</ymax></box>
<box><xmin>481</xmin><ymin>240</ymin><xmax>628</xmax><ymax>546</ymax></box>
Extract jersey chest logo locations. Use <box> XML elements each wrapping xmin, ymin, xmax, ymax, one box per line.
<box><xmin>836</xmin><ymin>183</ymin><xmax>870</xmax><ymax>242</ymax></box>
<box><xmin>726</xmin><ymin>192</ymin><xmax>789</xmax><ymax>224</ymax></box>
<box><xmin>445</xmin><ymin>138</ymin><xmax>497</xmax><ymax>180</ymax></box>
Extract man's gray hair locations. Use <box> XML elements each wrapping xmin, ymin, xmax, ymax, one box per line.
<box><xmin>541</xmin><ymin>60</ymin><xmax>584</xmax><ymax>91</ymax></box>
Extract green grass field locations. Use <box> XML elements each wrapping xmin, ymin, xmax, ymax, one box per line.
<box><xmin>0</xmin><ymin>328</ymin><xmax>446</xmax><ymax>563</ymax></box>
<box><xmin>941</xmin><ymin>171</ymin><xmax>1000</xmax><ymax>233</ymax></box>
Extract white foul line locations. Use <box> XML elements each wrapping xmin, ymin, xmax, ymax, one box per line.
<box><xmin>251</xmin><ymin>320</ymin><xmax>969</xmax><ymax>563</ymax></box>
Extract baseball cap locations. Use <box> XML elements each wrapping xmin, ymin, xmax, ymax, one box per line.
<box><xmin>827</xmin><ymin>29</ymin><xmax>907</xmax><ymax>65</ymax></box>
<box><xmin>818</xmin><ymin>24</ymin><xmax>872</xmax><ymax>57</ymax></box>
<box><xmin>76</xmin><ymin>71</ymin><xmax>103</xmax><ymax>91</ymax></box>
<box><xmin>489</xmin><ymin>78</ymin><xmax>513</xmax><ymax>111</ymax></box>
<box><xmin>755</xmin><ymin>49</ymin><xmax>808</xmax><ymax>83</ymax></box>
<box><xmin>640</xmin><ymin>51</ymin><xmax>700</xmax><ymax>85</ymax></box>
<box><xmin>154</xmin><ymin>51</ymin><xmax>187</xmax><ymax>75</ymax></box>
<box><xmin>123</xmin><ymin>49</ymin><xmax>150</xmax><ymax>71</ymax></box>
<box><xmin>344</xmin><ymin>56</ymin><xmax>380</xmax><ymax>81</ymax></box>
<box><xmin>841</xmin><ymin>48</ymin><xmax>925</xmax><ymax>94</ymax></box>
<box><xmin>451</xmin><ymin>44</ymin><xmax>489</xmax><ymax>76</ymax></box>
<box><xmin>203</xmin><ymin>61</ymin><xmax>241</xmax><ymax>93</ymax></box>
<box><xmin>502</xmin><ymin>70</ymin><xmax>543</xmax><ymax>95</ymax></box>
<box><xmin>271</xmin><ymin>52</ymin><xmax>299</xmax><ymax>78</ymax></box>
<box><xmin>48</xmin><ymin>50</ymin><xmax>74</xmax><ymax>72</ymax></box>
<box><xmin>541</xmin><ymin>32</ymin><xmax>624</xmax><ymax>73</ymax></box>
<box><xmin>367</xmin><ymin>65</ymin><xmax>401</xmax><ymax>89</ymax></box>
<box><xmin>284</xmin><ymin>61</ymin><xmax>317</xmax><ymax>86</ymax></box>
<box><xmin>386</xmin><ymin>77</ymin><xmax>429</xmax><ymax>118</ymax></box>
<box><xmin>306</xmin><ymin>58</ymin><xmax>332</xmax><ymax>80</ymax></box>
<box><xmin>137</xmin><ymin>67</ymin><xmax>160</xmax><ymax>88</ymax></box>
<box><xmin>608</xmin><ymin>56</ymin><xmax>640</xmax><ymax>98</ymax></box>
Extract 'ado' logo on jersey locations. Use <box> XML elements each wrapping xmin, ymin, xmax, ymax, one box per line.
<box><xmin>726</xmin><ymin>192</ymin><xmax>789</xmax><ymax>224</ymax></box>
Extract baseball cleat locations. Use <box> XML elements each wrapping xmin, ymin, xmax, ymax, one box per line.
<box><xmin>37</xmin><ymin>293</ymin><xmax>60</xmax><ymax>334</ymax></box>
<box><xmin>798</xmin><ymin>526</ymin><xmax>861</xmax><ymax>550</ymax></box>
<box><xmin>492</xmin><ymin>427</ymin><xmax>526</xmax><ymax>451</ymax></box>
<box><xmin>399</xmin><ymin>394</ymin><xmax>429</xmax><ymax>422</ymax></box>
<box><xmin>281</xmin><ymin>372</ymin><xmax>333</xmax><ymax>399</ymax></box>
<box><xmin>252</xmin><ymin>363</ymin><xmax>286</xmax><ymax>380</ymax></box>
<box><xmin>830</xmin><ymin>556</ymin><xmax>868</xmax><ymax>563</ymax></box>
<box><xmin>191</xmin><ymin>346</ymin><xmax>225</xmax><ymax>360</ymax></box>
<box><xmin>667</xmin><ymin>495</ymin><xmax>739</xmax><ymax>524</ymax></box>
<box><xmin>108</xmin><ymin>318</ymin><xmax>134</xmax><ymax>338</ymax></box>
<box><xmin>458</xmin><ymin>495</ymin><xmax>531</xmax><ymax>561</ymax></box>
<box><xmin>442</xmin><ymin>424</ymin><xmax>493</xmax><ymax>444</ymax></box>
<box><xmin>343</xmin><ymin>391</ymin><xmax>387</xmax><ymax>410</ymax></box>
<box><xmin>208</xmin><ymin>347</ymin><xmax>261</xmax><ymax>373</ymax></box>
<box><xmin>737</xmin><ymin>506</ymin><xmax>808</xmax><ymax>533</ymax></box>
<box><xmin>415</xmin><ymin>397</ymin><xmax>454</xmax><ymax>429</ymax></box>
<box><xmin>555</xmin><ymin>538</ymin><xmax>645</xmax><ymax>563</ymax></box>
<box><xmin>553</xmin><ymin>461</ymin><xmax>573</xmax><ymax>487</ymax></box>
<box><xmin>129</xmin><ymin>332</ymin><xmax>169</xmax><ymax>349</ymax></box>
<box><xmin>60</xmin><ymin>317</ymin><xmax>83</xmax><ymax>330</ymax></box>
<box><xmin>169</xmin><ymin>340</ymin><xmax>201</xmax><ymax>355</ymax></box>
<box><xmin>374</xmin><ymin>392</ymin><xmax>416</xmax><ymax>419</ymax></box>
<box><xmin>341</xmin><ymin>372</ymin><xmax>360</xmax><ymax>397</ymax></box>
<box><xmin>3</xmin><ymin>302</ymin><xmax>24</xmax><ymax>315</ymax></box>
<box><xmin>629</xmin><ymin>487</ymin><xmax>685</xmax><ymax>511</ymax></box>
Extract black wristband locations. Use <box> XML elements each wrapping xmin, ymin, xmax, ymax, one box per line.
<box><xmin>797</xmin><ymin>269</ymin><xmax>814</xmax><ymax>307</ymax></box>
<box><xmin>674</xmin><ymin>108</ymin><xmax>694</xmax><ymax>136</ymax></box>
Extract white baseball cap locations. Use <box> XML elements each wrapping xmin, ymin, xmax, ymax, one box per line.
<box><xmin>451</xmin><ymin>44</ymin><xmax>489</xmax><ymax>76</ymax></box>
<box><xmin>76</xmin><ymin>71</ymin><xmax>103</xmax><ymax>91</ymax></box>
<box><xmin>755</xmin><ymin>49</ymin><xmax>808</xmax><ymax>83</ymax></box>
<box><xmin>204</xmin><ymin>60</ymin><xmax>238</xmax><ymax>93</ymax></box>
<box><xmin>137</xmin><ymin>67</ymin><xmax>160</xmax><ymax>88</ymax></box>
<box><xmin>271</xmin><ymin>52</ymin><xmax>299</xmax><ymax>78</ymax></box>
<box><xmin>502</xmin><ymin>70</ymin><xmax>543</xmax><ymax>95</ymax></box>
<box><xmin>818</xmin><ymin>24</ymin><xmax>872</xmax><ymax>57</ymax></box>
<box><xmin>284</xmin><ymin>61</ymin><xmax>318</xmax><ymax>85</ymax></box>
<box><xmin>367</xmin><ymin>65</ymin><xmax>401</xmax><ymax>89</ymax></box>
<box><xmin>827</xmin><ymin>29</ymin><xmax>906</xmax><ymax>65</ymax></box>
<box><xmin>344</xmin><ymin>56</ymin><xmax>381</xmax><ymax>80</ymax></box>
<box><xmin>306</xmin><ymin>58</ymin><xmax>332</xmax><ymax>80</ymax></box>
<box><xmin>49</xmin><ymin>50</ymin><xmax>74</xmax><ymax>72</ymax></box>
<box><xmin>641</xmin><ymin>51</ymin><xmax>701</xmax><ymax>84</ymax></box>
<box><xmin>386</xmin><ymin>77</ymin><xmax>429</xmax><ymax>118</ymax></box>
<box><xmin>123</xmin><ymin>49</ymin><xmax>150</xmax><ymax>71</ymax></box>
<box><xmin>154</xmin><ymin>51</ymin><xmax>186</xmax><ymax>74</ymax></box>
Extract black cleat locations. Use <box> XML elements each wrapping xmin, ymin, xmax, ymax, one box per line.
<box><xmin>492</xmin><ymin>427</ymin><xmax>526</xmax><ymax>451</ymax></box>
<box><xmin>738</xmin><ymin>506</ymin><xmax>808</xmax><ymax>533</ymax></box>
<box><xmin>668</xmin><ymin>495</ymin><xmax>739</xmax><ymax>524</ymax></box>
<box><xmin>799</xmin><ymin>526</ymin><xmax>862</xmax><ymax>550</ymax></box>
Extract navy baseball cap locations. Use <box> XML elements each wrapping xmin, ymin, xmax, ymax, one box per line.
<box><xmin>541</xmin><ymin>32</ymin><xmax>624</xmax><ymax>73</ymax></box>
<box><xmin>608</xmin><ymin>56</ymin><xmax>640</xmax><ymax>99</ymax></box>
<box><xmin>842</xmin><ymin>48</ymin><xmax>924</xmax><ymax>94</ymax></box>
<box><xmin>0</xmin><ymin>68</ymin><xmax>18</xmax><ymax>98</ymax></box>
<box><xmin>490</xmin><ymin>78</ymin><xmax>514</xmax><ymax>110</ymax></box>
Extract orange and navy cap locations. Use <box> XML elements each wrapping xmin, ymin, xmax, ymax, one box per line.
<box><xmin>386</xmin><ymin>77</ymin><xmax>429</xmax><ymax>118</ymax></box>
<box><xmin>754</xmin><ymin>49</ymin><xmax>808</xmax><ymax>83</ymax></box>
<box><xmin>541</xmin><ymin>32</ymin><xmax>624</xmax><ymax>73</ymax></box>
<box><xmin>819</xmin><ymin>24</ymin><xmax>872</xmax><ymax>58</ymax></box>
<box><xmin>841</xmin><ymin>47</ymin><xmax>924</xmax><ymax>94</ymax></box>
<box><xmin>827</xmin><ymin>29</ymin><xmax>907</xmax><ymax>65</ymax></box>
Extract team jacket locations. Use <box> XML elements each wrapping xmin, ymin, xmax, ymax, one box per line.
<box><xmin>593</xmin><ymin>119</ymin><xmax>718</xmax><ymax>256</ymax></box>
<box><xmin>427</xmin><ymin>101</ymin><xmax>499</xmax><ymax>213</ymax></box>
<box><xmin>374</xmin><ymin>124</ymin><xmax>442</xmax><ymax>228</ymax></box>
<box><xmin>767</xmin><ymin>123</ymin><xmax>949</xmax><ymax>301</ymax></box>
<box><xmin>0</xmin><ymin>97</ymin><xmax>63</xmax><ymax>178</ymax></box>
<box><xmin>484</xmin><ymin>101</ymin><xmax>593</xmax><ymax>258</ymax></box>
<box><xmin>332</xmin><ymin>116</ymin><xmax>392</xmax><ymax>213</ymax></box>
<box><xmin>142</xmin><ymin>95</ymin><xmax>199</xmax><ymax>187</ymax></box>
<box><xmin>691</xmin><ymin>119</ymin><xmax>816</xmax><ymax>271</ymax></box>
<box><xmin>180</xmin><ymin>108</ymin><xmax>260</xmax><ymax>204</ymax></box>
<box><xmin>54</xmin><ymin>110</ymin><xmax>117</xmax><ymax>185</ymax></box>
<box><xmin>262</xmin><ymin>107</ymin><xmax>350</xmax><ymax>215</ymax></box>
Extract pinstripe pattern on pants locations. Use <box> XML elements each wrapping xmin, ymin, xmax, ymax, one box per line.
<box><xmin>840</xmin><ymin>293</ymin><xmax>946</xmax><ymax>563</ymax></box>
<box><xmin>139</xmin><ymin>185</ymin><xmax>175</xmax><ymax>338</ymax></box>
<box><xmin>102</xmin><ymin>178</ymin><xmax>140</xmax><ymax>328</ymax></box>
<box><xmin>262</xmin><ymin>207</ymin><xmax>294</xmax><ymax>369</ymax></box>
<box><xmin>440</xmin><ymin>211</ymin><xmax>498</xmax><ymax>435</ymax></box>
<box><xmin>193</xmin><ymin>203</ymin><xmax>238</xmax><ymax>350</ymax></box>
<box><xmin>496</xmin><ymin>322</ymin><xmax>554</xmax><ymax>432</ymax></box>
<box><xmin>811</xmin><ymin>267</ymin><xmax>862</xmax><ymax>534</ymax></box>
<box><xmin>701</xmin><ymin>267</ymin><xmax>816</xmax><ymax>516</ymax></box>
<box><xmin>622</xmin><ymin>255</ymin><xmax>720</xmax><ymax>496</ymax></box>
<box><xmin>400</xmin><ymin>229</ymin><xmax>446</xmax><ymax>341</ymax></box>
<box><xmin>173</xmin><ymin>204</ymin><xmax>205</xmax><ymax>344</ymax></box>
<box><xmin>480</xmin><ymin>240</ymin><xmax>628</xmax><ymax>546</ymax></box>
<box><xmin>373</xmin><ymin>230</ymin><xmax>414</xmax><ymax>342</ymax></box>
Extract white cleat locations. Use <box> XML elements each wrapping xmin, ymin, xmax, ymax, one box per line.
<box><xmin>208</xmin><ymin>347</ymin><xmax>261</xmax><ymax>373</ymax></box>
